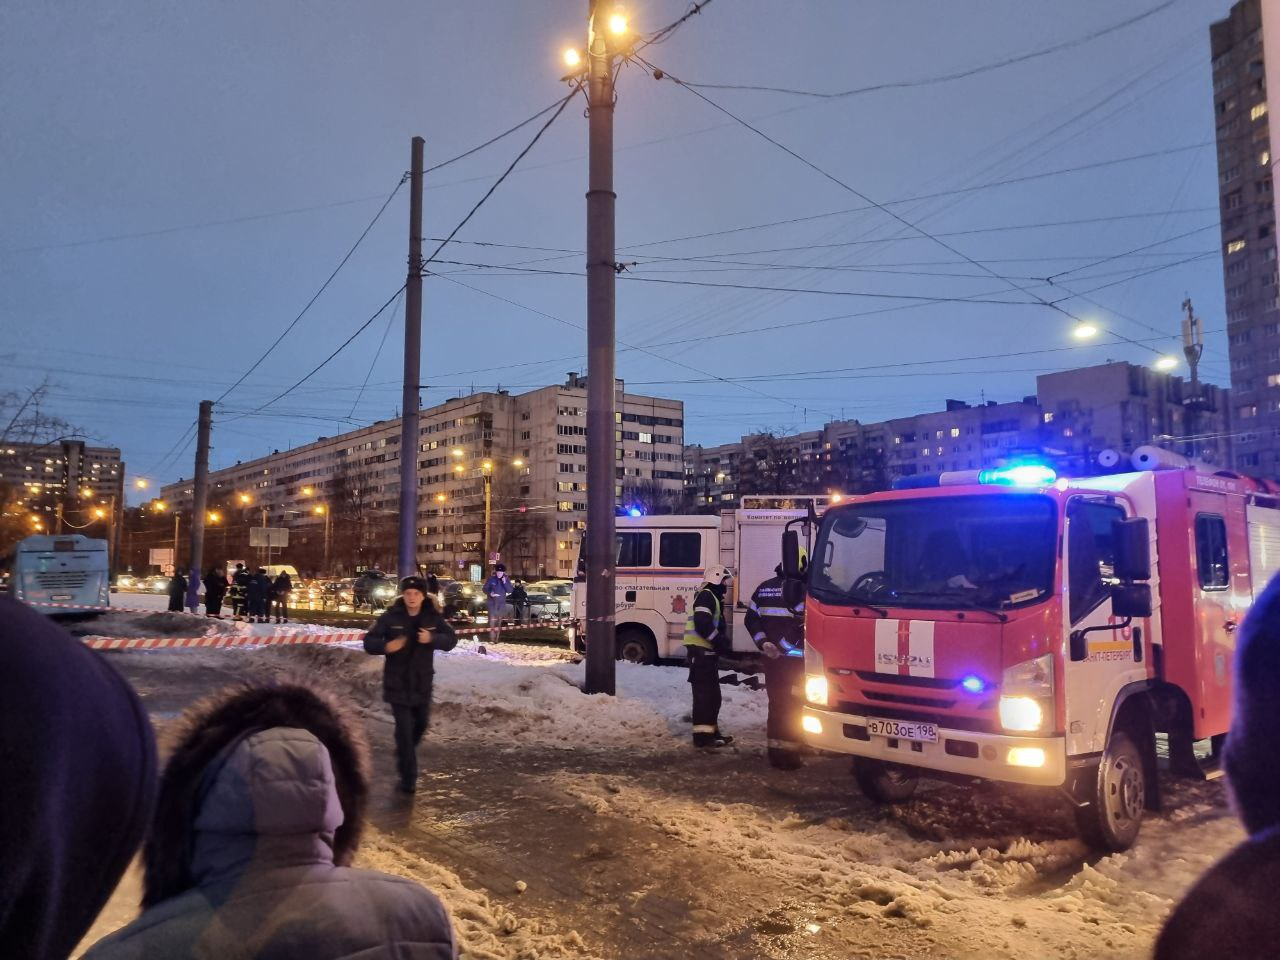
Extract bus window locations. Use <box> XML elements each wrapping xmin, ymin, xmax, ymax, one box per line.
<box><xmin>659</xmin><ymin>532</ymin><xmax>701</xmax><ymax>568</ymax></box>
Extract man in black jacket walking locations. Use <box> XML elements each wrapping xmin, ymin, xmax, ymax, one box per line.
<box><xmin>363</xmin><ymin>576</ymin><xmax>458</xmax><ymax>793</ymax></box>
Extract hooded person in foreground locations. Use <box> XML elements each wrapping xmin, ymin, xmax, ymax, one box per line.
<box><xmin>363</xmin><ymin>575</ymin><xmax>458</xmax><ymax>793</ymax></box>
<box><xmin>83</xmin><ymin>679</ymin><xmax>457</xmax><ymax>959</ymax></box>
<box><xmin>1156</xmin><ymin>572</ymin><xmax>1280</xmax><ymax>959</ymax></box>
<box><xmin>0</xmin><ymin>596</ymin><xmax>157</xmax><ymax>960</ymax></box>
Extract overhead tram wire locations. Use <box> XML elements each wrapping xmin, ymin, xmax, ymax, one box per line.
<box><xmin>214</xmin><ymin>175</ymin><xmax>408</xmax><ymax>406</ymax></box>
<box><xmin>433</xmin><ymin>273</ymin><xmax>840</xmax><ymax>421</ymax></box>
<box><xmin>670</xmin><ymin>0</ymin><xmax>1177</xmax><ymax>99</ymax></box>
<box><xmin>640</xmin><ymin>55</ymin><xmax>1171</xmax><ymax>356</ymax></box>
<box><xmin>349</xmin><ymin>288</ymin><xmax>405</xmax><ymax>419</ymax></box>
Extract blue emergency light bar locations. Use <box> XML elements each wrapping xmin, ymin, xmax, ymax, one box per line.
<box><xmin>891</xmin><ymin>460</ymin><xmax>1057</xmax><ymax>491</ymax></box>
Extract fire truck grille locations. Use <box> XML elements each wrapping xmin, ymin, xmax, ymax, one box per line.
<box><xmin>863</xmin><ymin>689</ymin><xmax>956</xmax><ymax>710</ymax></box>
<box><xmin>854</xmin><ymin>671</ymin><xmax>958</xmax><ymax>690</ymax></box>
<box><xmin>34</xmin><ymin>570</ymin><xmax>90</xmax><ymax>590</ymax></box>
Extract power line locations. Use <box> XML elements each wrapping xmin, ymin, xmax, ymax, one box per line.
<box><xmin>349</xmin><ymin>289</ymin><xmax>404</xmax><ymax>418</ymax></box>
<box><xmin>672</xmin><ymin>1</ymin><xmax>1177</xmax><ymax>99</ymax></box>
<box><xmin>215</xmin><ymin>175</ymin><xmax>408</xmax><ymax>405</ymax></box>
<box><xmin>230</xmin><ymin>284</ymin><xmax>407</xmax><ymax>419</ymax></box>
<box><xmin>422</xmin><ymin>86</ymin><xmax>580</xmax><ymax>268</ymax></box>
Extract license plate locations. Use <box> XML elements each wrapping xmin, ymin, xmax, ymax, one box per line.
<box><xmin>866</xmin><ymin>718</ymin><xmax>938</xmax><ymax>742</ymax></box>
<box><xmin>52</xmin><ymin>594</ymin><xmax>73</xmax><ymax>601</ymax></box>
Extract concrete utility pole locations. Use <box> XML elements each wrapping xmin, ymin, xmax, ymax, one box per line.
<box><xmin>584</xmin><ymin>0</ymin><xmax>618</xmax><ymax>695</ymax></box>
<box><xmin>186</xmin><ymin>399</ymin><xmax>212</xmax><ymax>610</ymax></box>
<box><xmin>1181</xmin><ymin>298</ymin><xmax>1205</xmax><ymax>462</ymax></box>
<box><xmin>399</xmin><ymin>136</ymin><xmax>425</xmax><ymax>580</ymax></box>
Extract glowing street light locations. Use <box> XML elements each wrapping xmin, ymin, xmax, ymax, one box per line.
<box><xmin>830</xmin><ymin>492</ymin><xmax>844</xmax><ymax>504</ymax></box>
<box><xmin>435</xmin><ymin>493</ymin><xmax>447</xmax><ymax>503</ymax></box>
<box><xmin>563</xmin><ymin>47</ymin><xmax>582</xmax><ymax>68</ymax></box>
<box><xmin>152</xmin><ymin>500</ymin><xmax>167</xmax><ymax>512</ymax></box>
<box><xmin>1072</xmin><ymin>323</ymin><xmax>1099</xmax><ymax>340</ymax></box>
<box><xmin>1154</xmin><ymin>355</ymin><xmax>1179</xmax><ymax>372</ymax></box>
<box><xmin>608</xmin><ymin>11</ymin><xmax>628</xmax><ymax>34</ymax></box>
<box><xmin>454</xmin><ymin>464</ymin><xmax>465</xmax><ymax>474</ymax></box>
<box><xmin>239</xmin><ymin>493</ymin><xmax>251</xmax><ymax>504</ymax></box>
<box><xmin>301</xmin><ymin>486</ymin><xmax>313</xmax><ymax>496</ymax></box>
<box><xmin>313</xmin><ymin>505</ymin><xmax>326</xmax><ymax>515</ymax></box>
<box><xmin>451</xmin><ymin>448</ymin><xmax>465</xmax><ymax>458</ymax></box>
<box><xmin>207</xmin><ymin>511</ymin><xmax>221</xmax><ymax>524</ymax></box>
<box><xmin>93</xmin><ymin>507</ymin><xmax>107</xmax><ymax>519</ymax></box>
<box><xmin>482</xmin><ymin>460</ymin><xmax>494</xmax><ymax>472</ymax></box>
<box><xmin>134</xmin><ymin>478</ymin><xmax>150</xmax><ymax>489</ymax></box>
<box><xmin>513</xmin><ymin>458</ymin><xmax>525</xmax><ymax>468</ymax></box>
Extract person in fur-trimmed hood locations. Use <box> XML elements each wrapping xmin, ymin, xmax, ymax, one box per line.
<box><xmin>1156</xmin><ymin>572</ymin><xmax>1280</xmax><ymax>959</ymax></box>
<box><xmin>83</xmin><ymin>680</ymin><xmax>457</xmax><ymax>960</ymax></box>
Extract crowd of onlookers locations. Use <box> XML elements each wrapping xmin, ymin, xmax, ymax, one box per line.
<box><xmin>164</xmin><ymin>564</ymin><xmax>293</xmax><ymax>622</ymax></box>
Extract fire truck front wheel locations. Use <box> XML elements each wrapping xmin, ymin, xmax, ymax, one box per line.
<box><xmin>852</xmin><ymin>758</ymin><xmax>920</xmax><ymax>803</ymax></box>
<box><xmin>1074</xmin><ymin>731</ymin><xmax>1145</xmax><ymax>852</ymax></box>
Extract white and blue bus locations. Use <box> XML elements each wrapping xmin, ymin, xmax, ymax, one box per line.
<box><xmin>12</xmin><ymin>534</ymin><xmax>110</xmax><ymax>614</ymax></box>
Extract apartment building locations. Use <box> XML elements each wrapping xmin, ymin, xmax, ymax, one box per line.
<box><xmin>0</xmin><ymin>439</ymin><xmax>125</xmax><ymax>532</ymax></box>
<box><xmin>1212</xmin><ymin>0</ymin><xmax>1280</xmax><ymax>471</ymax></box>
<box><xmin>160</xmin><ymin>377</ymin><xmax>683</xmax><ymax>578</ymax></box>
<box><xmin>683</xmin><ymin>361</ymin><xmax>1233</xmax><ymax>504</ymax></box>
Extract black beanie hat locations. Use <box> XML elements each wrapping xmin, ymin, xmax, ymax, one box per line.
<box><xmin>1224</xmin><ymin>571</ymin><xmax>1280</xmax><ymax>835</ymax></box>
<box><xmin>399</xmin><ymin>576</ymin><xmax>428</xmax><ymax>596</ymax></box>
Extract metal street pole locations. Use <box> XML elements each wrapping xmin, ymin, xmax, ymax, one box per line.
<box><xmin>584</xmin><ymin>0</ymin><xmax>617</xmax><ymax>695</ymax></box>
<box><xmin>399</xmin><ymin>136</ymin><xmax>425</xmax><ymax>579</ymax></box>
<box><xmin>186</xmin><ymin>399</ymin><xmax>212</xmax><ymax>609</ymax></box>
<box><xmin>324</xmin><ymin>509</ymin><xmax>332</xmax><ymax>574</ymax></box>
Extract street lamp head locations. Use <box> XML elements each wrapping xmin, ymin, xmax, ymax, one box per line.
<box><xmin>134</xmin><ymin>478</ymin><xmax>149</xmax><ymax>489</ymax></box>
<box><xmin>435</xmin><ymin>493</ymin><xmax>447</xmax><ymax>502</ymax></box>
<box><xmin>153</xmin><ymin>500</ymin><xmax>167</xmax><ymax>512</ymax></box>
<box><xmin>563</xmin><ymin>48</ymin><xmax>582</xmax><ymax>68</ymax></box>
<box><xmin>239</xmin><ymin>493</ymin><xmax>251</xmax><ymax>504</ymax></box>
<box><xmin>80</xmin><ymin>487</ymin><xmax>92</xmax><ymax>498</ymax></box>
<box><xmin>513</xmin><ymin>458</ymin><xmax>524</xmax><ymax>468</ymax></box>
<box><xmin>93</xmin><ymin>508</ymin><xmax>106</xmax><ymax>519</ymax></box>
<box><xmin>208</xmin><ymin>512</ymin><xmax>221</xmax><ymax>523</ymax></box>
<box><xmin>454</xmin><ymin>464</ymin><xmax>464</xmax><ymax>474</ymax></box>
<box><xmin>1154</xmin><ymin>355</ymin><xmax>1179</xmax><ymax>372</ymax></box>
<box><xmin>608</xmin><ymin>11</ymin><xmax>628</xmax><ymax>35</ymax></box>
<box><xmin>301</xmin><ymin>486</ymin><xmax>313</xmax><ymax>496</ymax></box>
<box><xmin>1072</xmin><ymin>323</ymin><xmax>1099</xmax><ymax>340</ymax></box>
<box><xmin>482</xmin><ymin>460</ymin><xmax>493</xmax><ymax>472</ymax></box>
<box><xmin>313</xmin><ymin>505</ymin><xmax>326</xmax><ymax>515</ymax></box>
<box><xmin>451</xmin><ymin>448</ymin><xmax>464</xmax><ymax>458</ymax></box>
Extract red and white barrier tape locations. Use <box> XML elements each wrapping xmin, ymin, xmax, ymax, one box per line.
<box><xmin>81</xmin><ymin>629</ymin><xmax>367</xmax><ymax>651</ymax></box>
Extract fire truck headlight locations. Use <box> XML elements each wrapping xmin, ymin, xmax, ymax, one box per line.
<box><xmin>999</xmin><ymin>653</ymin><xmax>1053</xmax><ymax>732</ymax></box>
<box><xmin>999</xmin><ymin>696</ymin><xmax>1044</xmax><ymax>732</ymax></box>
<box><xmin>804</xmin><ymin>675</ymin><xmax>829</xmax><ymax>706</ymax></box>
<box><xmin>801</xmin><ymin>714</ymin><xmax>823</xmax><ymax>735</ymax></box>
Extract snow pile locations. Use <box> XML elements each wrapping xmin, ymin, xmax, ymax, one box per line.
<box><xmin>64</xmin><ymin>609</ymin><xmax>249</xmax><ymax>640</ymax></box>
<box><xmin>358</xmin><ymin>826</ymin><xmax>591</xmax><ymax>959</ymax></box>
<box><xmin>239</xmin><ymin>642</ymin><xmax>770</xmax><ymax>754</ymax></box>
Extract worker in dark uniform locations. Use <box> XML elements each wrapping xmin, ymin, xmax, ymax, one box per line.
<box><xmin>744</xmin><ymin>554</ymin><xmax>808</xmax><ymax>770</ymax></box>
<box><xmin>683</xmin><ymin>564</ymin><xmax>734</xmax><ymax>748</ymax></box>
<box><xmin>230</xmin><ymin>563</ymin><xmax>251</xmax><ymax>621</ymax></box>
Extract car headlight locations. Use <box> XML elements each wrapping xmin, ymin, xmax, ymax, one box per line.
<box><xmin>804</xmin><ymin>675</ymin><xmax>829</xmax><ymax>706</ymax></box>
<box><xmin>998</xmin><ymin>653</ymin><xmax>1053</xmax><ymax>733</ymax></box>
<box><xmin>374</xmin><ymin>585</ymin><xmax>393</xmax><ymax>597</ymax></box>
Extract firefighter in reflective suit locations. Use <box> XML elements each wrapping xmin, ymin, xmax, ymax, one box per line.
<box><xmin>684</xmin><ymin>564</ymin><xmax>735</xmax><ymax>748</ymax></box>
<box><xmin>743</xmin><ymin>556</ymin><xmax>807</xmax><ymax>769</ymax></box>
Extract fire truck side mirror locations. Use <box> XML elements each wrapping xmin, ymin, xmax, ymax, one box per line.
<box><xmin>1113</xmin><ymin>518</ymin><xmax>1151</xmax><ymax>582</ymax></box>
<box><xmin>781</xmin><ymin>529</ymin><xmax>802</xmax><ymax>579</ymax></box>
<box><xmin>1112</xmin><ymin>582</ymin><xmax>1153</xmax><ymax>620</ymax></box>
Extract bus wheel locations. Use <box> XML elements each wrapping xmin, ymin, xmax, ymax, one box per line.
<box><xmin>1075</xmin><ymin>731</ymin><xmax>1145</xmax><ymax>852</ymax></box>
<box><xmin>615</xmin><ymin>627</ymin><xmax>657</xmax><ymax>665</ymax></box>
<box><xmin>853</xmin><ymin>758</ymin><xmax>919</xmax><ymax>803</ymax></box>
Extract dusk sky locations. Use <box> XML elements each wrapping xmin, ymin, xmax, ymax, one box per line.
<box><xmin>0</xmin><ymin>0</ymin><xmax>1237</xmax><ymax>499</ymax></box>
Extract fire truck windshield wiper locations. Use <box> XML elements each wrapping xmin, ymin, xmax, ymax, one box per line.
<box><xmin>844</xmin><ymin>590</ymin><xmax>889</xmax><ymax>618</ymax></box>
<box><xmin>946</xmin><ymin>594</ymin><xmax>1009</xmax><ymax>623</ymax></box>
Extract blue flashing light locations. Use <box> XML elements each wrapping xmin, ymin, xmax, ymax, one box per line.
<box><xmin>978</xmin><ymin>462</ymin><xmax>1057</xmax><ymax>487</ymax></box>
<box><xmin>891</xmin><ymin>474</ymin><xmax>942</xmax><ymax>490</ymax></box>
<box><xmin>627</xmin><ymin>506</ymin><xmax>643</xmax><ymax>518</ymax></box>
<box><xmin>960</xmin><ymin>674</ymin><xmax>986</xmax><ymax>694</ymax></box>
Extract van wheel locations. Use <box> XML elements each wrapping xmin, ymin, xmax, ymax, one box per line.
<box><xmin>1075</xmin><ymin>731</ymin><xmax>1145</xmax><ymax>852</ymax></box>
<box><xmin>852</xmin><ymin>759</ymin><xmax>919</xmax><ymax>803</ymax></box>
<box><xmin>616</xmin><ymin>627</ymin><xmax>657</xmax><ymax>665</ymax></box>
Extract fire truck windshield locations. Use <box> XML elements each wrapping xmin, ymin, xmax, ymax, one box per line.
<box><xmin>810</xmin><ymin>494</ymin><xmax>1057</xmax><ymax>611</ymax></box>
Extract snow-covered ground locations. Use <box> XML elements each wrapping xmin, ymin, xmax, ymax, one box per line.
<box><xmin>86</xmin><ymin>640</ymin><xmax>1244</xmax><ymax>958</ymax></box>
<box><xmin>80</xmin><ymin>590</ymin><xmax>362</xmax><ymax>638</ymax></box>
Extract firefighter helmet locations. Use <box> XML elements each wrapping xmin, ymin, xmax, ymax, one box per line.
<box><xmin>704</xmin><ymin>564</ymin><xmax>734</xmax><ymax>587</ymax></box>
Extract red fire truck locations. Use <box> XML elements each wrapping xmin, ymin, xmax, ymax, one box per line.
<box><xmin>790</xmin><ymin>461</ymin><xmax>1280</xmax><ymax>850</ymax></box>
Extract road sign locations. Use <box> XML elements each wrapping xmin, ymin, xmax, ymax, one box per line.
<box><xmin>489</xmin><ymin>551</ymin><xmax>500</xmax><ymax>562</ymax></box>
<box><xmin>249</xmin><ymin>527</ymin><xmax>290</xmax><ymax>548</ymax></box>
<box><xmin>457</xmin><ymin>559</ymin><xmax>465</xmax><ymax>569</ymax></box>
<box><xmin>150</xmin><ymin>547</ymin><xmax>174</xmax><ymax>575</ymax></box>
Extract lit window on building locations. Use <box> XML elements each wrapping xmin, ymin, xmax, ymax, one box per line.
<box><xmin>1253</xmin><ymin>103</ymin><xmax>1269</xmax><ymax>122</ymax></box>
<box><xmin>1228</xmin><ymin>238</ymin><xmax>1248</xmax><ymax>254</ymax></box>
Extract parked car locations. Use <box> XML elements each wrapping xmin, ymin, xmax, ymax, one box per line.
<box><xmin>353</xmin><ymin>570</ymin><xmax>395</xmax><ymax>610</ymax></box>
<box><xmin>114</xmin><ymin>573</ymin><xmax>138</xmax><ymax>590</ymax></box>
<box><xmin>527</xmin><ymin>580</ymin><xmax>571</xmax><ymax>616</ymax></box>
